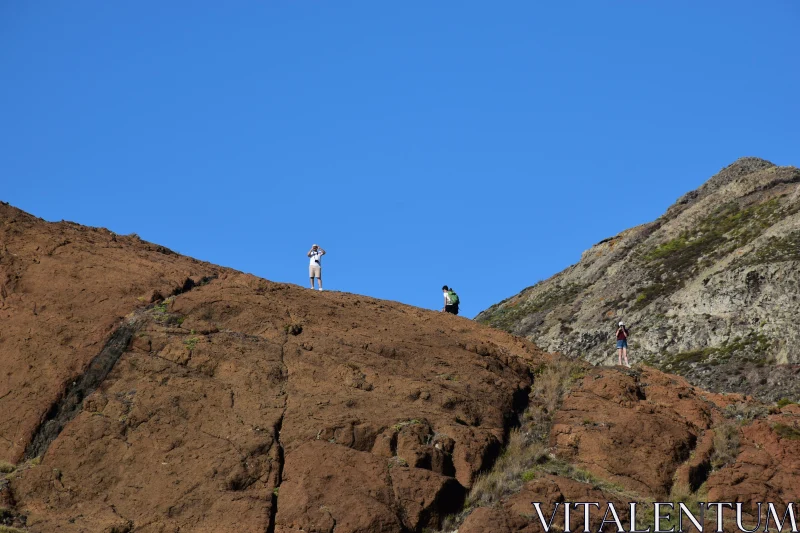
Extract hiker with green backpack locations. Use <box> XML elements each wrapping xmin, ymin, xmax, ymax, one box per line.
<box><xmin>442</xmin><ymin>285</ymin><xmax>460</xmax><ymax>315</ymax></box>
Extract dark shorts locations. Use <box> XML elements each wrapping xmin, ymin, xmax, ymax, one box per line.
<box><xmin>616</xmin><ymin>339</ymin><xmax>628</xmax><ymax>349</ymax></box>
<box><xmin>445</xmin><ymin>304</ymin><xmax>459</xmax><ymax>315</ymax></box>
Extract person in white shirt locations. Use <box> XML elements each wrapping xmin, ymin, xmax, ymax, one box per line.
<box><xmin>307</xmin><ymin>244</ymin><xmax>326</xmax><ymax>290</ymax></box>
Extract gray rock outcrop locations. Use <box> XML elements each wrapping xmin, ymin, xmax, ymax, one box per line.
<box><xmin>477</xmin><ymin>157</ymin><xmax>800</xmax><ymax>401</ymax></box>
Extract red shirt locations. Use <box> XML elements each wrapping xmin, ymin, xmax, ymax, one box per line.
<box><xmin>616</xmin><ymin>327</ymin><xmax>629</xmax><ymax>340</ymax></box>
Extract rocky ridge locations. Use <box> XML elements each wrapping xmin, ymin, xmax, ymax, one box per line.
<box><xmin>477</xmin><ymin>157</ymin><xmax>800</xmax><ymax>401</ymax></box>
<box><xmin>1</xmin><ymin>201</ymin><xmax>798</xmax><ymax>533</ymax></box>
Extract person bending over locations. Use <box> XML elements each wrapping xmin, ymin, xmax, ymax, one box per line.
<box><xmin>442</xmin><ymin>285</ymin><xmax>459</xmax><ymax>315</ymax></box>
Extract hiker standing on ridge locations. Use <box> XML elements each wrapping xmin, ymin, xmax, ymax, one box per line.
<box><xmin>308</xmin><ymin>244</ymin><xmax>325</xmax><ymax>291</ymax></box>
<box><xmin>442</xmin><ymin>285</ymin><xmax>459</xmax><ymax>315</ymax></box>
<box><xmin>616</xmin><ymin>321</ymin><xmax>630</xmax><ymax>367</ymax></box>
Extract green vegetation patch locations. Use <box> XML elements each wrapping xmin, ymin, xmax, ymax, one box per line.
<box><xmin>392</xmin><ymin>419</ymin><xmax>422</xmax><ymax>432</ymax></box>
<box><xmin>480</xmin><ymin>283</ymin><xmax>586</xmax><ymax>332</ymax></box>
<box><xmin>283</xmin><ymin>323</ymin><xmax>303</xmax><ymax>336</ymax></box>
<box><xmin>739</xmin><ymin>230</ymin><xmax>800</xmax><ymax>267</ymax></box>
<box><xmin>529</xmin><ymin>457</ymin><xmax>627</xmax><ymax>494</ymax></box>
<box><xmin>0</xmin><ymin>461</ymin><xmax>15</xmax><ymax>474</ymax></box>
<box><xmin>636</xmin><ymin>199</ymin><xmax>785</xmax><ymax>304</ymax></box>
<box><xmin>776</xmin><ymin>398</ymin><xmax>797</xmax><ymax>409</ymax></box>
<box><xmin>446</xmin><ymin>359</ymin><xmax>589</xmax><ymax>529</ymax></box>
<box><xmin>723</xmin><ymin>402</ymin><xmax>769</xmax><ymax>423</ymax></box>
<box><xmin>633</xmin><ymin>484</ymin><xmax>709</xmax><ymax>533</ymax></box>
<box><xmin>150</xmin><ymin>298</ymin><xmax>183</xmax><ymax>326</ymax></box>
<box><xmin>183</xmin><ymin>336</ymin><xmax>200</xmax><ymax>352</ymax></box>
<box><xmin>773</xmin><ymin>423</ymin><xmax>800</xmax><ymax>440</ymax></box>
<box><xmin>655</xmin><ymin>331</ymin><xmax>772</xmax><ymax>375</ymax></box>
<box><xmin>711</xmin><ymin>422</ymin><xmax>740</xmax><ymax>469</ymax></box>
<box><xmin>631</xmin><ymin>282</ymin><xmax>676</xmax><ymax>310</ymax></box>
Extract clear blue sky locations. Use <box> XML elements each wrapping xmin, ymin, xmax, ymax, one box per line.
<box><xmin>2</xmin><ymin>2</ymin><xmax>798</xmax><ymax>318</ymax></box>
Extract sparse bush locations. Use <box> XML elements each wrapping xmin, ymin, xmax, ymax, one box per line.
<box><xmin>467</xmin><ymin>428</ymin><xmax>548</xmax><ymax>508</ymax></box>
<box><xmin>633</xmin><ymin>483</ymin><xmax>707</xmax><ymax>533</ymax></box>
<box><xmin>535</xmin><ymin>457</ymin><xmax>625</xmax><ymax>492</ymax></box>
<box><xmin>0</xmin><ymin>461</ymin><xmax>15</xmax><ymax>474</ymax></box>
<box><xmin>739</xmin><ymin>230</ymin><xmax>800</xmax><ymax>266</ymax></box>
<box><xmin>392</xmin><ymin>419</ymin><xmax>422</xmax><ymax>431</ymax></box>
<box><xmin>388</xmin><ymin>456</ymin><xmax>408</xmax><ymax>468</ymax></box>
<box><xmin>711</xmin><ymin>422</ymin><xmax>740</xmax><ymax>469</ymax></box>
<box><xmin>480</xmin><ymin>283</ymin><xmax>586</xmax><ymax>331</ymax></box>
<box><xmin>183</xmin><ymin>336</ymin><xmax>200</xmax><ymax>352</ymax></box>
<box><xmin>466</xmin><ymin>359</ymin><xmax>585</xmax><ymax>509</ymax></box>
<box><xmin>773</xmin><ymin>423</ymin><xmax>800</xmax><ymax>440</ymax></box>
<box><xmin>283</xmin><ymin>323</ymin><xmax>303</xmax><ymax>336</ymax></box>
<box><xmin>661</xmin><ymin>332</ymin><xmax>772</xmax><ymax>375</ymax></box>
<box><xmin>637</xmin><ymin>198</ymin><xmax>785</xmax><ymax>303</ymax></box>
<box><xmin>776</xmin><ymin>398</ymin><xmax>796</xmax><ymax>409</ymax></box>
<box><xmin>723</xmin><ymin>402</ymin><xmax>768</xmax><ymax>422</ymax></box>
<box><xmin>152</xmin><ymin>302</ymin><xmax>168</xmax><ymax>317</ymax></box>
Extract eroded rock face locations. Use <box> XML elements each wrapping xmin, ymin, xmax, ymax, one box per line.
<box><xmin>552</xmin><ymin>366</ymin><xmax>800</xmax><ymax>510</ymax></box>
<box><xmin>0</xmin><ymin>203</ymin><xmax>543</xmax><ymax>532</ymax></box>
<box><xmin>0</xmin><ymin>203</ymin><xmax>224</xmax><ymax>464</ymax></box>
<box><xmin>455</xmin><ymin>368</ymin><xmax>800</xmax><ymax>532</ymax></box>
<box><xmin>3</xmin><ymin>201</ymin><xmax>799</xmax><ymax>533</ymax></box>
<box><xmin>551</xmin><ymin>367</ymin><xmax>717</xmax><ymax>498</ymax></box>
<box><xmin>476</xmin><ymin>158</ymin><xmax>800</xmax><ymax>401</ymax></box>
<box><xmin>706</xmin><ymin>407</ymin><xmax>800</xmax><ymax>515</ymax></box>
<box><xmin>459</xmin><ymin>474</ymin><xmax>631</xmax><ymax>533</ymax></box>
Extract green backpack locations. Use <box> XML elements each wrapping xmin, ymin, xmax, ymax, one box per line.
<box><xmin>448</xmin><ymin>290</ymin><xmax>460</xmax><ymax>306</ymax></box>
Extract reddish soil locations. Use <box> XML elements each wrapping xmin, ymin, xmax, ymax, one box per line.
<box><xmin>1</xmin><ymin>203</ymin><xmax>540</xmax><ymax>532</ymax></box>
<box><xmin>460</xmin><ymin>367</ymin><xmax>800</xmax><ymax>531</ymax></box>
<box><xmin>2</xmin><ymin>202</ymin><xmax>798</xmax><ymax>533</ymax></box>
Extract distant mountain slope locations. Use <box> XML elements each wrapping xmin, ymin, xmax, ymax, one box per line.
<box><xmin>477</xmin><ymin>158</ymin><xmax>800</xmax><ymax>400</ymax></box>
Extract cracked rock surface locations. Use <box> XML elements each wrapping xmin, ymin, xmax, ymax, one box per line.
<box><xmin>3</xmin><ymin>201</ymin><xmax>798</xmax><ymax>533</ymax></box>
<box><xmin>0</xmin><ymin>202</ymin><xmax>540</xmax><ymax>532</ymax></box>
<box><xmin>457</xmin><ymin>367</ymin><xmax>800</xmax><ymax>531</ymax></box>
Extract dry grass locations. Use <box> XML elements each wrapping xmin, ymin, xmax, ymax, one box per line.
<box><xmin>723</xmin><ymin>402</ymin><xmax>768</xmax><ymax>422</ymax></box>
<box><xmin>773</xmin><ymin>423</ymin><xmax>800</xmax><ymax>440</ymax></box>
<box><xmin>456</xmin><ymin>359</ymin><xmax>585</xmax><ymax>514</ymax></box>
<box><xmin>631</xmin><ymin>483</ymin><xmax>708</xmax><ymax>533</ymax></box>
<box><xmin>710</xmin><ymin>422</ymin><xmax>740</xmax><ymax>469</ymax></box>
<box><xmin>0</xmin><ymin>461</ymin><xmax>15</xmax><ymax>474</ymax></box>
<box><xmin>466</xmin><ymin>429</ymin><xmax>548</xmax><ymax>508</ymax></box>
<box><xmin>439</xmin><ymin>361</ymin><xmax>586</xmax><ymax>532</ymax></box>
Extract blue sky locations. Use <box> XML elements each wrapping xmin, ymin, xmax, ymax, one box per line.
<box><xmin>2</xmin><ymin>2</ymin><xmax>798</xmax><ymax>318</ymax></box>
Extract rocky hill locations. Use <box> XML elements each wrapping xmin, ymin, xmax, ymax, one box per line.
<box><xmin>477</xmin><ymin>157</ymin><xmax>800</xmax><ymax>402</ymax></box>
<box><xmin>1</xmin><ymin>201</ymin><xmax>799</xmax><ymax>533</ymax></box>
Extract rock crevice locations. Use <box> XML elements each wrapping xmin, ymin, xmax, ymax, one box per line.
<box><xmin>24</xmin><ymin>314</ymin><xmax>144</xmax><ymax>460</ymax></box>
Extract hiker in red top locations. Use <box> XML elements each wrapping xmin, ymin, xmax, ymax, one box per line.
<box><xmin>616</xmin><ymin>321</ymin><xmax>630</xmax><ymax>367</ymax></box>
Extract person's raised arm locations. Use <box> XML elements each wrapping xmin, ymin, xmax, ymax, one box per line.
<box><xmin>319</xmin><ymin>247</ymin><xmax>326</xmax><ymax>255</ymax></box>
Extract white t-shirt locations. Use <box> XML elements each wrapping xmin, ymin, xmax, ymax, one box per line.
<box><xmin>309</xmin><ymin>250</ymin><xmax>323</xmax><ymax>266</ymax></box>
<box><xmin>443</xmin><ymin>291</ymin><xmax>451</xmax><ymax>305</ymax></box>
